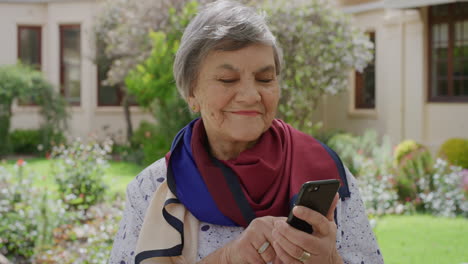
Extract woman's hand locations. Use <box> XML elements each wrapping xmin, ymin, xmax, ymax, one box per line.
<box><xmin>222</xmin><ymin>216</ymin><xmax>278</xmax><ymax>264</ymax></box>
<box><xmin>271</xmin><ymin>194</ymin><xmax>343</xmax><ymax>264</ymax></box>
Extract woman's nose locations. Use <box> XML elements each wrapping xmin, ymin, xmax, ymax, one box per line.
<box><xmin>235</xmin><ymin>79</ymin><xmax>261</xmax><ymax>104</ymax></box>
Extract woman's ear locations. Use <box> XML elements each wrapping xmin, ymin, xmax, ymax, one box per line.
<box><xmin>188</xmin><ymin>96</ymin><xmax>200</xmax><ymax>113</ymax></box>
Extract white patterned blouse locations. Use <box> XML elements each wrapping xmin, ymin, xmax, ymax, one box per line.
<box><xmin>109</xmin><ymin>158</ymin><xmax>384</xmax><ymax>264</ymax></box>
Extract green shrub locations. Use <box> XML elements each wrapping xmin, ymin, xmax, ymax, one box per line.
<box><xmin>0</xmin><ymin>114</ymin><xmax>11</xmax><ymax>156</ymax></box>
<box><xmin>438</xmin><ymin>138</ymin><xmax>468</xmax><ymax>169</ymax></box>
<box><xmin>10</xmin><ymin>129</ymin><xmax>41</xmax><ymax>154</ymax></box>
<box><xmin>0</xmin><ymin>63</ymin><xmax>68</xmax><ymax>158</ymax></box>
<box><xmin>313</xmin><ymin>128</ymin><xmax>345</xmax><ymax>146</ymax></box>
<box><xmin>394</xmin><ymin>140</ymin><xmax>420</xmax><ymax>166</ymax></box>
<box><xmin>393</xmin><ymin>140</ymin><xmax>434</xmax><ymax>209</ymax></box>
<box><xmin>40</xmin><ymin>128</ymin><xmax>66</xmax><ymax>155</ymax></box>
<box><xmin>328</xmin><ymin>133</ymin><xmax>360</xmax><ymax>175</ymax></box>
<box><xmin>328</xmin><ymin>130</ymin><xmax>399</xmax><ymax>216</ymax></box>
<box><xmin>418</xmin><ymin>159</ymin><xmax>468</xmax><ymax>217</ymax></box>
<box><xmin>10</xmin><ymin>129</ymin><xmax>66</xmax><ymax>156</ymax></box>
<box><xmin>52</xmin><ymin>139</ymin><xmax>112</xmax><ymax>211</ymax></box>
<box><xmin>112</xmin><ymin>143</ymin><xmax>145</xmax><ymax>165</ymax></box>
<box><xmin>131</xmin><ymin>121</ymin><xmax>168</xmax><ymax>166</ymax></box>
<box><xmin>0</xmin><ymin>161</ymin><xmax>67</xmax><ymax>261</ymax></box>
<box><xmin>0</xmin><ymin>164</ymin><xmax>37</xmax><ymax>260</ymax></box>
<box><xmin>328</xmin><ymin>130</ymin><xmax>391</xmax><ymax>176</ymax></box>
<box><xmin>33</xmin><ymin>199</ymin><xmax>125</xmax><ymax>264</ymax></box>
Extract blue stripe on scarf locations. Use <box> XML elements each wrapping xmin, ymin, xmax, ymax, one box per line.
<box><xmin>169</xmin><ymin>119</ymin><xmax>237</xmax><ymax>226</ymax></box>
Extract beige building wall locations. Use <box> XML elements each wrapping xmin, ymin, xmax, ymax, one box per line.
<box><xmin>0</xmin><ymin>1</ymin><xmax>154</xmax><ymax>143</ymax></box>
<box><xmin>323</xmin><ymin>4</ymin><xmax>468</xmax><ymax>151</ymax></box>
<box><xmin>320</xmin><ymin>8</ymin><xmax>389</xmax><ymax>142</ymax></box>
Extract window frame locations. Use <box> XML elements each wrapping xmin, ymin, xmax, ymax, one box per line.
<box><xmin>60</xmin><ymin>24</ymin><xmax>81</xmax><ymax>106</ymax></box>
<box><xmin>355</xmin><ymin>31</ymin><xmax>376</xmax><ymax>109</ymax></box>
<box><xmin>17</xmin><ymin>25</ymin><xmax>42</xmax><ymax>69</ymax></box>
<box><xmin>17</xmin><ymin>25</ymin><xmax>42</xmax><ymax>106</ymax></box>
<box><xmin>95</xmin><ymin>41</ymin><xmax>138</xmax><ymax>107</ymax></box>
<box><xmin>428</xmin><ymin>3</ymin><xmax>468</xmax><ymax>102</ymax></box>
<box><xmin>96</xmin><ymin>73</ymin><xmax>139</xmax><ymax>107</ymax></box>
<box><xmin>97</xmin><ymin>82</ymin><xmax>123</xmax><ymax>107</ymax></box>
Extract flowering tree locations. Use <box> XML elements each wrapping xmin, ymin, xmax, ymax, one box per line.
<box><xmin>93</xmin><ymin>0</ymin><xmax>194</xmax><ymax>86</ymax></box>
<box><xmin>265</xmin><ymin>0</ymin><xmax>373</xmax><ymax>135</ymax></box>
<box><xmin>93</xmin><ymin>0</ymin><xmax>195</xmax><ymax>141</ymax></box>
<box><xmin>94</xmin><ymin>0</ymin><xmax>372</xmax><ymax>138</ymax></box>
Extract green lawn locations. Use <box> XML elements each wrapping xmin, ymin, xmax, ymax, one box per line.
<box><xmin>374</xmin><ymin>215</ymin><xmax>468</xmax><ymax>264</ymax></box>
<box><xmin>1</xmin><ymin>157</ymin><xmax>144</xmax><ymax>196</ymax></box>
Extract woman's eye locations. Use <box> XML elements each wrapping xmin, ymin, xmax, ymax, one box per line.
<box><xmin>219</xmin><ymin>79</ymin><xmax>238</xmax><ymax>83</ymax></box>
<box><xmin>257</xmin><ymin>79</ymin><xmax>273</xmax><ymax>83</ymax></box>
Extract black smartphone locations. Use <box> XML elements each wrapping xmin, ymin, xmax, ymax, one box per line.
<box><xmin>286</xmin><ymin>179</ymin><xmax>340</xmax><ymax>234</ymax></box>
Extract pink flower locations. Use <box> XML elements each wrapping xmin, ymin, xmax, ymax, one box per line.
<box><xmin>17</xmin><ymin>159</ymin><xmax>24</xmax><ymax>167</ymax></box>
<box><xmin>145</xmin><ymin>131</ymin><xmax>151</xmax><ymax>138</ymax></box>
<box><xmin>461</xmin><ymin>170</ymin><xmax>468</xmax><ymax>191</ymax></box>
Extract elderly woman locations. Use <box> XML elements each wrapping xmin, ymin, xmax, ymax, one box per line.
<box><xmin>110</xmin><ymin>1</ymin><xmax>384</xmax><ymax>264</ymax></box>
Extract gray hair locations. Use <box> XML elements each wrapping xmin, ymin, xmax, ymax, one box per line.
<box><xmin>173</xmin><ymin>0</ymin><xmax>283</xmax><ymax>101</ymax></box>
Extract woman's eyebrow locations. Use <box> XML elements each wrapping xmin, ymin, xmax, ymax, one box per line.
<box><xmin>216</xmin><ymin>64</ymin><xmax>239</xmax><ymax>72</ymax></box>
<box><xmin>254</xmin><ymin>65</ymin><xmax>275</xmax><ymax>74</ymax></box>
<box><xmin>215</xmin><ymin>64</ymin><xmax>275</xmax><ymax>74</ymax></box>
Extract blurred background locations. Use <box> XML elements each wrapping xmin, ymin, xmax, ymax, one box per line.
<box><xmin>0</xmin><ymin>0</ymin><xmax>467</xmax><ymax>263</ymax></box>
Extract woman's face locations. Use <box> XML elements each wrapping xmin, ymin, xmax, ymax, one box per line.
<box><xmin>190</xmin><ymin>43</ymin><xmax>280</xmax><ymax>147</ymax></box>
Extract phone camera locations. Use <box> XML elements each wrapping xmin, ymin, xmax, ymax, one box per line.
<box><xmin>313</xmin><ymin>186</ymin><xmax>320</xmax><ymax>191</ymax></box>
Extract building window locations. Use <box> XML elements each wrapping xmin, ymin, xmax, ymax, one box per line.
<box><xmin>96</xmin><ymin>37</ymin><xmax>119</xmax><ymax>106</ymax></box>
<box><xmin>60</xmin><ymin>25</ymin><xmax>81</xmax><ymax>105</ymax></box>
<box><xmin>97</xmin><ymin>58</ymin><xmax>121</xmax><ymax>106</ymax></box>
<box><xmin>18</xmin><ymin>26</ymin><xmax>41</xmax><ymax>68</ymax></box>
<box><xmin>429</xmin><ymin>3</ymin><xmax>468</xmax><ymax>102</ymax></box>
<box><xmin>17</xmin><ymin>26</ymin><xmax>42</xmax><ymax>105</ymax></box>
<box><xmin>97</xmin><ymin>66</ymin><xmax>138</xmax><ymax>106</ymax></box>
<box><xmin>96</xmin><ymin>40</ymin><xmax>138</xmax><ymax>106</ymax></box>
<box><xmin>355</xmin><ymin>32</ymin><xmax>376</xmax><ymax>109</ymax></box>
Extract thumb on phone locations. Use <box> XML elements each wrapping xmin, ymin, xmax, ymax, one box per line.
<box><xmin>326</xmin><ymin>193</ymin><xmax>339</xmax><ymax>221</ymax></box>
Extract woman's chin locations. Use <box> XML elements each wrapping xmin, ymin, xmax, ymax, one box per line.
<box><xmin>226</xmin><ymin>129</ymin><xmax>264</xmax><ymax>143</ymax></box>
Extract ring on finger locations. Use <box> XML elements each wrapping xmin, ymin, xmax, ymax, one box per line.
<box><xmin>257</xmin><ymin>241</ymin><xmax>270</xmax><ymax>254</ymax></box>
<box><xmin>297</xmin><ymin>250</ymin><xmax>311</xmax><ymax>262</ymax></box>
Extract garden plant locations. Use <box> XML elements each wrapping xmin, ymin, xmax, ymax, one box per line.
<box><xmin>0</xmin><ymin>139</ymin><xmax>128</xmax><ymax>263</ymax></box>
<box><xmin>0</xmin><ymin>63</ymin><xmax>68</xmax><ymax>157</ymax></box>
<box><xmin>0</xmin><ymin>0</ymin><xmax>466</xmax><ymax>263</ymax></box>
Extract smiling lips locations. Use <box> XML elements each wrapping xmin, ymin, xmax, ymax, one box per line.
<box><xmin>231</xmin><ymin>111</ymin><xmax>262</xmax><ymax>116</ymax></box>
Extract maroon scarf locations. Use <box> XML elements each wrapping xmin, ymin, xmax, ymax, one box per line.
<box><xmin>190</xmin><ymin>119</ymin><xmax>341</xmax><ymax>227</ymax></box>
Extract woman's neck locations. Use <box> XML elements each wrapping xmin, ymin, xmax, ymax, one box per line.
<box><xmin>205</xmin><ymin>133</ymin><xmax>257</xmax><ymax>161</ymax></box>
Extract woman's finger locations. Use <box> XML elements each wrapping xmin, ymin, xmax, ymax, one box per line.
<box><xmin>272</xmin><ymin>225</ymin><xmax>314</xmax><ymax>260</ymax></box>
<box><xmin>326</xmin><ymin>194</ymin><xmax>339</xmax><ymax>221</ymax></box>
<box><xmin>236</xmin><ymin>216</ymin><xmax>279</xmax><ymax>264</ymax></box>
<box><xmin>274</xmin><ymin>220</ymin><xmax>322</xmax><ymax>255</ymax></box>
<box><xmin>292</xmin><ymin>206</ymin><xmax>332</xmax><ymax>236</ymax></box>
<box><xmin>236</xmin><ymin>240</ymin><xmax>266</xmax><ymax>264</ymax></box>
<box><xmin>271</xmin><ymin>239</ymin><xmax>302</xmax><ymax>264</ymax></box>
<box><xmin>258</xmin><ymin>242</ymin><xmax>276</xmax><ymax>263</ymax></box>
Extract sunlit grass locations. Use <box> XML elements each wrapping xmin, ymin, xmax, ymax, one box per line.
<box><xmin>1</xmin><ymin>157</ymin><xmax>144</xmax><ymax>196</ymax></box>
<box><xmin>374</xmin><ymin>214</ymin><xmax>468</xmax><ymax>264</ymax></box>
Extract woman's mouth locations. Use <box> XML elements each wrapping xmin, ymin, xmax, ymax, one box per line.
<box><xmin>231</xmin><ymin>111</ymin><xmax>261</xmax><ymax>116</ymax></box>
